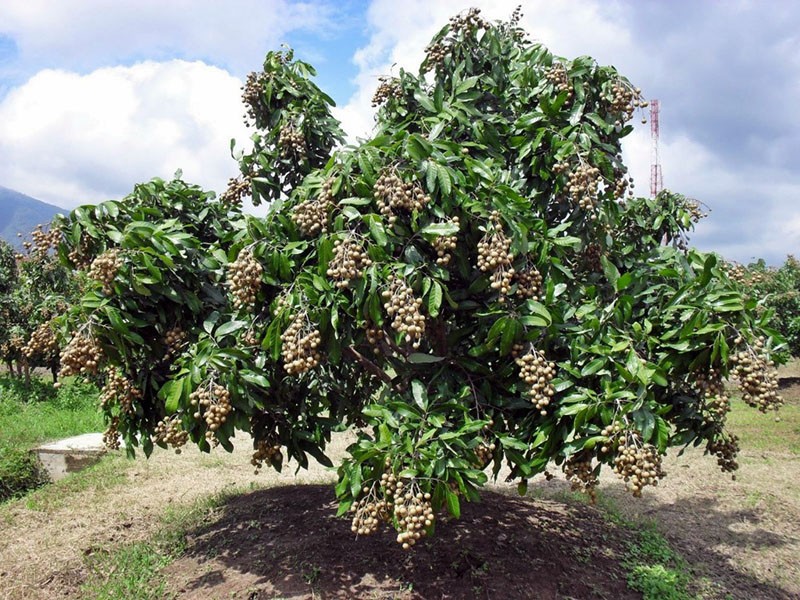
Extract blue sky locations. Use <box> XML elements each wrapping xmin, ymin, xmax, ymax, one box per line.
<box><xmin>1</xmin><ymin>0</ymin><xmax>799</xmax><ymax>265</ymax></box>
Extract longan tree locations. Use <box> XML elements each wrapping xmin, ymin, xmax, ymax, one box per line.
<box><xmin>54</xmin><ymin>8</ymin><xmax>782</xmax><ymax>548</ymax></box>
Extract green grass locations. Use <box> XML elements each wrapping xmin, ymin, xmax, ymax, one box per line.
<box><xmin>726</xmin><ymin>396</ymin><xmax>800</xmax><ymax>454</ymax></box>
<box><xmin>0</xmin><ymin>375</ymin><xmax>104</xmax><ymax>502</ymax></box>
<box><xmin>623</xmin><ymin>525</ymin><xmax>695</xmax><ymax>600</ymax></box>
<box><xmin>80</xmin><ymin>487</ymin><xmax>246</xmax><ymax>600</ymax></box>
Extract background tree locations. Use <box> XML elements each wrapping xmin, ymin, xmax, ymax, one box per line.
<box><xmin>53</xmin><ymin>8</ymin><xmax>783</xmax><ymax>548</ymax></box>
<box><xmin>728</xmin><ymin>256</ymin><xmax>800</xmax><ymax>358</ymax></box>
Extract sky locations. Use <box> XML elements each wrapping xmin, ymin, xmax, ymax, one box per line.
<box><xmin>0</xmin><ymin>0</ymin><xmax>798</xmax><ymax>265</ymax></box>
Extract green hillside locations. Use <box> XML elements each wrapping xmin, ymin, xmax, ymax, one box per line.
<box><xmin>0</xmin><ymin>186</ymin><xmax>63</xmax><ymax>249</ymax></box>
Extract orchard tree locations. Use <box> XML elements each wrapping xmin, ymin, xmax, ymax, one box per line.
<box><xmin>54</xmin><ymin>8</ymin><xmax>783</xmax><ymax>548</ymax></box>
<box><xmin>727</xmin><ymin>256</ymin><xmax>800</xmax><ymax>358</ymax></box>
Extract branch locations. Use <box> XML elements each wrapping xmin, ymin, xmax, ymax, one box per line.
<box><xmin>344</xmin><ymin>346</ymin><xmax>393</xmax><ymax>384</ymax></box>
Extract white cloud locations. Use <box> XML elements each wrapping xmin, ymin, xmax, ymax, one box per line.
<box><xmin>0</xmin><ymin>0</ymin><xmax>333</xmax><ymax>76</ymax></box>
<box><xmin>0</xmin><ymin>61</ymin><xmax>249</xmax><ymax>208</ymax></box>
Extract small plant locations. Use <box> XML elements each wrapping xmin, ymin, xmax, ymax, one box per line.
<box><xmin>623</xmin><ymin>527</ymin><xmax>693</xmax><ymax>600</ymax></box>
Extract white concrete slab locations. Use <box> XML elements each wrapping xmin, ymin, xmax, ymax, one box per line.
<box><xmin>34</xmin><ymin>433</ymin><xmax>107</xmax><ymax>481</ymax></box>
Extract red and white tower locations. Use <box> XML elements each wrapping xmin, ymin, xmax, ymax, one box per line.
<box><xmin>650</xmin><ymin>99</ymin><xmax>663</xmax><ymax>197</ymax></box>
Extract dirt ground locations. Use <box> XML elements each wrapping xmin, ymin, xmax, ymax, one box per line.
<box><xmin>1</xmin><ymin>383</ymin><xmax>798</xmax><ymax>599</ymax></box>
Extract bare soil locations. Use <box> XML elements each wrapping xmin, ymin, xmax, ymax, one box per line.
<box><xmin>0</xmin><ymin>378</ymin><xmax>798</xmax><ymax>599</ymax></box>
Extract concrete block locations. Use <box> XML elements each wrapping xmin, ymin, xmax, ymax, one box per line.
<box><xmin>34</xmin><ymin>433</ymin><xmax>107</xmax><ymax>481</ymax></box>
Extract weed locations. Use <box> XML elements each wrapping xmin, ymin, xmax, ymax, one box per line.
<box><xmin>623</xmin><ymin>526</ymin><xmax>694</xmax><ymax>600</ymax></box>
<box><xmin>0</xmin><ymin>376</ymin><xmax>103</xmax><ymax>502</ymax></box>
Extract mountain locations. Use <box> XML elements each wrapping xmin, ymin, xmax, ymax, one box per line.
<box><xmin>0</xmin><ymin>186</ymin><xmax>64</xmax><ymax>249</ymax></box>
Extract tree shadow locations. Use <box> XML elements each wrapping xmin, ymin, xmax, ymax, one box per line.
<box><xmin>170</xmin><ymin>484</ymin><xmax>642</xmax><ymax>599</ymax></box>
<box><xmin>528</xmin><ymin>478</ymin><xmax>798</xmax><ymax>600</ymax></box>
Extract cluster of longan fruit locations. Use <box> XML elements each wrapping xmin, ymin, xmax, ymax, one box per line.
<box><xmin>371</xmin><ymin>76</ymin><xmax>403</xmax><ymax>107</ymax></box>
<box><xmin>154</xmin><ymin>415</ymin><xmax>189</xmax><ymax>452</ymax></box>
<box><xmin>449</xmin><ymin>7</ymin><xmax>489</xmax><ymax>35</ymax></box>
<box><xmin>59</xmin><ymin>333</ymin><xmax>103</xmax><ymax>377</ymax></box>
<box><xmin>516</xmin><ymin>350</ymin><xmax>556</xmax><ymax>415</ymax></box>
<box><xmin>694</xmin><ymin>368</ymin><xmax>730</xmax><ymax>422</ymax></box>
<box><xmin>88</xmin><ymin>248</ymin><xmax>122</xmax><ymax>294</ymax></box>
<box><xmin>515</xmin><ymin>267</ymin><xmax>543</xmax><ymax>300</ymax></box>
<box><xmin>582</xmin><ymin>243</ymin><xmax>603</xmax><ymax>273</ymax></box>
<box><xmin>219</xmin><ymin>177</ymin><xmax>250</xmax><ymax>209</ymax></box>
<box><xmin>227</xmin><ymin>247</ymin><xmax>263</xmax><ymax>311</ymax></box>
<box><xmin>544</xmin><ymin>63</ymin><xmax>573</xmax><ymax>101</ymax></box>
<box><xmin>474</xmin><ymin>440</ymin><xmax>496</xmax><ymax>468</ymax></box>
<box><xmin>563</xmin><ymin>453</ymin><xmax>598</xmax><ymax>502</ymax></box>
<box><xmin>327</xmin><ymin>237</ymin><xmax>372</xmax><ymax>289</ymax></box>
<box><xmin>564</xmin><ymin>163</ymin><xmax>602</xmax><ymax>212</ymax></box>
<box><xmin>67</xmin><ymin>234</ymin><xmax>93</xmax><ymax>269</ymax></box>
<box><xmin>241</xmin><ymin>70</ymin><xmax>267</xmax><ymax>127</ymax></box>
<box><xmin>278</xmin><ymin>124</ymin><xmax>306</xmax><ymax>160</ymax></box>
<box><xmin>478</xmin><ymin>212</ymin><xmax>515</xmax><ymax>300</ymax></box>
<box><xmin>730</xmin><ymin>337</ymin><xmax>782</xmax><ymax>412</ymax></box>
<box><xmin>292</xmin><ymin>179</ymin><xmax>333</xmax><ymax>236</ymax></box>
<box><xmin>707</xmin><ymin>434</ymin><xmax>740</xmax><ymax>474</ymax></box>
<box><xmin>281</xmin><ymin>312</ymin><xmax>322</xmax><ymax>375</ymax></box>
<box><xmin>381</xmin><ymin>275</ymin><xmax>425</xmax><ymax>348</ymax></box>
<box><xmin>432</xmin><ymin>217</ymin><xmax>459</xmax><ymax>266</ymax></box>
<box><xmin>190</xmin><ymin>382</ymin><xmax>232</xmax><ymax>440</ymax></box>
<box><xmin>251</xmin><ymin>439</ymin><xmax>283</xmax><ymax>474</ymax></box>
<box><xmin>612</xmin><ymin>434</ymin><xmax>665</xmax><ymax>497</ymax></box>
<box><xmin>364</xmin><ymin>324</ymin><xmax>385</xmax><ymax>355</ymax></box>
<box><xmin>350</xmin><ymin>490</ymin><xmax>393</xmax><ymax>537</ymax></box>
<box><xmin>393</xmin><ymin>482</ymin><xmax>434</xmax><ymax>550</ymax></box>
<box><xmin>162</xmin><ymin>326</ymin><xmax>188</xmax><ymax>358</ymax></box>
<box><xmin>725</xmin><ymin>263</ymin><xmax>764</xmax><ymax>286</ymax></box>
<box><xmin>607</xmin><ymin>79</ymin><xmax>648</xmax><ymax>123</ymax></box>
<box><xmin>374</xmin><ymin>169</ymin><xmax>430</xmax><ymax>226</ymax></box>
<box><xmin>103</xmin><ymin>417</ymin><xmax>121</xmax><ymax>451</ymax></box>
<box><xmin>424</xmin><ymin>41</ymin><xmax>448</xmax><ymax>67</ymax></box>
<box><xmin>22</xmin><ymin>321</ymin><xmax>58</xmax><ymax>361</ymax></box>
<box><xmin>100</xmin><ymin>369</ymin><xmax>142</xmax><ymax>414</ymax></box>
<box><xmin>26</xmin><ymin>223</ymin><xmax>62</xmax><ymax>258</ymax></box>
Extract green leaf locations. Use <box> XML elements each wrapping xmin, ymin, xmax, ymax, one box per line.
<box><xmin>428</xmin><ymin>281</ymin><xmax>443</xmax><ymax>317</ymax></box>
<box><xmin>445</xmin><ymin>487</ymin><xmax>461</xmax><ymax>519</ymax></box>
<box><xmin>411</xmin><ymin>380</ymin><xmax>428</xmax><ymax>410</ymax></box>
<box><xmin>408</xmin><ymin>353</ymin><xmax>445</xmax><ymax>364</ymax></box>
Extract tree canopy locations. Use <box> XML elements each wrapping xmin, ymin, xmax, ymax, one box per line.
<box><xmin>52</xmin><ymin>8</ymin><xmax>782</xmax><ymax>547</ymax></box>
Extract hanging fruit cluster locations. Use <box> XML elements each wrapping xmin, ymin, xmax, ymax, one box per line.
<box><xmin>607</xmin><ymin>79</ymin><xmax>648</xmax><ymax>123</ymax></box>
<box><xmin>554</xmin><ymin>160</ymin><xmax>602</xmax><ymax>213</ymax></box>
<box><xmin>278</xmin><ymin>124</ymin><xmax>306</xmax><ymax>160</ymax></box>
<box><xmin>372</xmin><ymin>76</ymin><xmax>403</xmax><ymax>107</ymax></box>
<box><xmin>190</xmin><ymin>381</ymin><xmax>232</xmax><ymax>440</ymax></box>
<box><xmin>381</xmin><ymin>275</ymin><xmax>425</xmax><ymax>348</ymax></box>
<box><xmin>103</xmin><ymin>417</ymin><xmax>121</xmax><ymax>451</ymax></box>
<box><xmin>515</xmin><ymin>266</ymin><xmax>543</xmax><ymax>300</ymax></box>
<box><xmin>544</xmin><ymin>62</ymin><xmax>573</xmax><ymax>101</ymax></box>
<box><xmin>281</xmin><ymin>312</ymin><xmax>322</xmax><ymax>374</ymax></box>
<box><xmin>612</xmin><ymin>432</ymin><xmax>666</xmax><ymax>497</ymax></box>
<box><xmin>59</xmin><ymin>333</ymin><xmax>103</xmax><ymax>377</ymax></box>
<box><xmin>227</xmin><ymin>247</ymin><xmax>263</xmax><ymax>311</ymax></box>
<box><xmin>432</xmin><ymin>217</ymin><xmax>459</xmax><ymax>266</ymax></box>
<box><xmin>730</xmin><ymin>338</ymin><xmax>783</xmax><ymax>412</ymax></box>
<box><xmin>693</xmin><ymin>368</ymin><xmax>730</xmax><ymax>422</ymax></box>
<box><xmin>374</xmin><ymin>168</ymin><xmax>430</xmax><ymax>226</ymax></box>
<box><xmin>251</xmin><ymin>439</ymin><xmax>283</xmax><ymax>474</ymax></box>
<box><xmin>22</xmin><ymin>321</ymin><xmax>58</xmax><ymax>361</ymax></box>
<box><xmin>563</xmin><ymin>452</ymin><xmax>598</xmax><ymax>502</ymax></box>
<box><xmin>707</xmin><ymin>434</ymin><xmax>740</xmax><ymax>473</ymax></box>
<box><xmin>154</xmin><ymin>415</ymin><xmax>189</xmax><ymax>452</ymax></box>
<box><xmin>292</xmin><ymin>179</ymin><xmax>333</xmax><ymax>236</ymax></box>
<box><xmin>327</xmin><ymin>236</ymin><xmax>372</xmax><ymax>289</ymax></box>
<box><xmin>219</xmin><ymin>177</ymin><xmax>250</xmax><ymax>209</ymax></box>
<box><xmin>163</xmin><ymin>326</ymin><xmax>188</xmax><ymax>358</ymax></box>
<box><xmin>99</xmin><ymin>368</ymin><xmax>143</xmax><ymax>414</ymax></box>
<box><xmin>516</xmin><ymin>349</ymin><xmax>556</xmax><ymax>415</ymax></box>
<box><xmin>477</xmin><ymin>211</ymin><xmax>514</xmax><ymax>300</ymax></box>
<box><xmin>88</xmin><ymin>248</ymin><xmax>122</xmax><ymax>294</ymax></box>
